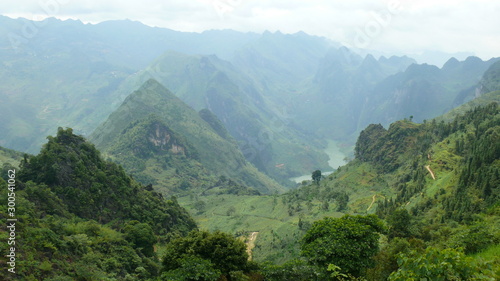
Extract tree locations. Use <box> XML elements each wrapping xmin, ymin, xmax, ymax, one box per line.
<box><xmin>389</xmin><ymin>247</ymin><xmax>494</xmax><ymax>280</ymax></box>
<box><xmin>160</xmin><ymin>256</ymin><xmax>221</xmax><ymax>281</ymax></box>
<box><xmin>227</xmin><ymin>206</ymin><xmax>236</xmax><ymax>216</ymax></box>
<box><xmin>123</xmin><ymin>221</ymin><xmax>157</xmax><ymax>257</ymax></box>
<box><xmin>161</xmin><ymin>230</ymin><xmax>249</xmax><ymax>278</ymax></box>
<box><xmin>261</xmin><ymin>259</ymin><xmax>324</xmax><ymax>281</ymax></box>
<box><xmin>312</xmin><ymin>170</ymin><xmax>322</xmax><ymax>185</ymax></box>
<box><xmin>387</xmin><ymin>208</ymin><xmax>412</xmax><ymax>239</ymax></box>
<box><xmin>301</xmin><ymin>214</ymin><xmax>386</xmax><ymax>277</ymax></box>
<box><xmin>194</xmin><ymin>200</ymin><xmax>207</xmax><ymax>214</ymax></box>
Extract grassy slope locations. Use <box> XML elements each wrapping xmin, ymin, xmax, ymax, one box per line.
<box><xmin>178</xmin><ymin>193</ymin><xmax>344</xmax><ymax>264</ymax></box>
<box><xmin>0</xmin><ymin>146</ymin><xmax>24</xmax><ymax>167</ymax></box>
<box><xmin>178</xmin><ymin>100</ymin><xmax>499</xmax><ymax>268</ymax></box>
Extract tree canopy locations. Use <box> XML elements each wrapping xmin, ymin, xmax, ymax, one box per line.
<box><xmin>301</xmin><ymin>214</ymin><xmax>386</xmax><ymax>276</ymax></box>
<box><xmin>161</xmin><ymin>230</ymin><xmax>250</xmax><ymax>279</ymax></box>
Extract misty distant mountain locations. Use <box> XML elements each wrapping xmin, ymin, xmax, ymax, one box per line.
<box><xmin>0</xmin><ymin>15</ymin><xmax>498</xmax><ymax>186</ymax></box>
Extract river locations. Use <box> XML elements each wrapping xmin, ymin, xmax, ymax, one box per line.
<box><xmin>289</xmin><ymin>140</ymin><xmax>347</xmax><ymax>183</ymax></box>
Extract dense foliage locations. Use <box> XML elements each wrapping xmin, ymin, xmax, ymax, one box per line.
<box><xmin>389</xmin><ymin>247</ymin><xmax>494</xmax><ymax>280</ymax></box>
<box><xmin>301</xmin><ymin>214</ymin><xmax>386</xmax><ymax>277</ymax></box>
<box><xmin>161</xmin><ymin>230</ymin><xmax>252</xmax><ymax>280</ymax></box>
<box><xmin>0</xmin><ymin>128</ymin><xmax>197</xmax><ymax>280</ymax></box>
<box><xmin>18</xmin><ymin>128</ymin><xmax>196</xmax><ymax>235</ymax></box>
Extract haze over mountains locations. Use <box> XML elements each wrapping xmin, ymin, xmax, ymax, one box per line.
<box><xmin>0</xmin><ymin>10</ymin><xmax>499</xmax><ymax>280</ymax></box>
<box><xmin>0</xmin><ymin>15</ymin><xmax>498</xmax><ymax>186</ymax></box>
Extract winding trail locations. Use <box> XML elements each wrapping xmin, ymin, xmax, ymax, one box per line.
<box><xmin>425</xmin><ymin>165</ymin><xmax>436</xmax><ymax>180</ymax></box>
<box><xmin>367</xmin><ymin>195</ymin><xmax>377</xmax><ymax>212</ymax></box>
<box><xmin>246</xmin><ymin>232</ymin><xmax>259</xmax><ymax>261</ymax></box>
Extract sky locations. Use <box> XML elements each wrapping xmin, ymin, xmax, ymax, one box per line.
<box><xmin>2</xmin><ymin>0</ymin><xmax>499</xmax><ymax>63</ymax></box>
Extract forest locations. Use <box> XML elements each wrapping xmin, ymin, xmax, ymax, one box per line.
<box><xmin>1</xmin><ymin>102</ymin><xmax>498</xmax><ymax>280</ymax></box>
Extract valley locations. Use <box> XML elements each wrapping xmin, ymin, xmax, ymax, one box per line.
<box><xmin>0</xmin><ymin>14</ymin><xmax>499</xmax><ymax>281</ymax></box>
<box><xmin>290</xmin><ymin>140</ymin><xmax>348</xmax><ymax>183</ymax></box>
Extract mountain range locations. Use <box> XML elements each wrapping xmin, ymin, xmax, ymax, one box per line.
<box><xmin>0</xmin><ymin>14</ymin><xmax>499</xmax><ymax>280</ymax></box>
<box><xmin>0</xmin><ymin>15</ymin><xmax>499</xmax><ymax>187</ymax></box>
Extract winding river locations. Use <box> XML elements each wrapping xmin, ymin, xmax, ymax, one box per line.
<box><xmin>289</xmin><ymin>140</ymin><xmax>347</xmax><ymax>183</ymax></box>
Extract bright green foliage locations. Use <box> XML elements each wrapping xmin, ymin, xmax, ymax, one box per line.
<box><xmin>389</xmin><ymin>247</ymin><xmax>495</xmax><ymax>280</ymax></box>
<box><xmin>355</xmin><ymin>120</ymin><xmax>420</xmax><ymax>172</ymax></box>
<box><xmin>123</xmin><ymin>221</ymin><xmax>157</xmax><ymax>257</ymax></box>
<box><xmin>0</xmin><ymin>128</ymin><xmax>200</xmax><ymax>280</ymax></box>
<box><xmin>162</xmin><ymin>230</ymin><xmax>250</xmax><ymax>278</ymax></box>
<box><xmin>301</xmin><ymin>214</ymin><xmax>386</xmax><ymax>277</ymax></box>
<box><xmin>260</xmin><ymin>259</ymin><xmax>324</xmax><ymax>281</ymax></box>
<box><xmin>160</xmin><ymin>256</ymin><xmax>221</xmax><ymax>281</ymax></box>
<box><xmin>0</xmin><ymin>182</ymin><xmax>161</xmax><ymax>280</ymax></box>
<box><xmin>448</xmin><ymin>222</ymin><xmax>499</xmax><ymax>255</ymax></box>
<box><xmin>18</xmin><ymin>127</ymin><xmax>197</xmax><ymax>235</ymax></box>
<box><xmin>366</xmin><ymin>237</ymin><xmax>428</xmax><ymax>281</ymax></box>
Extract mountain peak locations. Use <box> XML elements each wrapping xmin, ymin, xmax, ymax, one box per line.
<box><xmin>91</xmin><ymin>80</ymin><xmax>284</xmax><ymax>194</ymax></box>
<box><xmin>442</xmin><ymin>57</ymin><xmax>460</xmax><ymax>70</ymax></box>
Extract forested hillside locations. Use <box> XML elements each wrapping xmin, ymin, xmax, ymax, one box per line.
<box><xmin>0</xmin><ymin>128</ymin><xmax>197</xmax><ymax>280</ymax></box>
<box><xmin>0</xmin><ymin>14</ymin><xmax>499</xmax><ymax>281</ymax></box>
<box><xmin>179</xmin><ymin>102</ymin><xmax>499</xmax><ymax>280</ymax></box>
<box><xmin>90</xmin><ymin>79</ymin><xmax>283</xmax><ymax>194</ymax></box>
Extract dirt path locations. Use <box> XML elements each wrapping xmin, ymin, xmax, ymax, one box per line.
<box><xmin>246</xmin><ymin>232</ymin><xmax>259</xmax><ymax>261</ymax></box>
<box><xmin>425</xmin><ymin>165</ymin><xmax>436</xmax><ymax>180</ymax></box>
<box><xmin>367</xmin><ymin>195</ymin><xmax>377</xmax><ymax>212</ymax></box>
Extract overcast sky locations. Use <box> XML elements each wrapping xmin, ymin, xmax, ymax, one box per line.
<box><xmin>2</xmin><ymin>0</ymin><xmax>499</xmax><ymax>62</ymax></box>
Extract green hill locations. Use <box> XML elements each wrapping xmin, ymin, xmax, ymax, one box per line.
<box><xmin>131</xmin><ymin>51</ymin><xmax>331</xmax><ymax>184</ymax></box>
<box><xmin>0</xmin><ymin>145</ymin><xmax>24</xmax><ymax>168</ymax></box>
<box><xmin>438</xmin><ymin>61</ymin><xmax>500</xmax><ymax>121</ymax></box>
<box><xmin>90</xmin><ymin>79</ymin><xmax>284</xmax><ymax>194</ymax></box>
<box><xmin>180</xmin><ymin>102</ymin><xmax>500</xmax><ymax>275</ymax></box>
<box><xmin>0</xmin><ymin>127</ymin><xmax>197</xmax><ymax>280</ymax></box>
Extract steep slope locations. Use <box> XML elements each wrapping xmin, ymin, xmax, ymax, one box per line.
<box><xmin>90</xmin><ymin>79</ymin><xmax>284</xmax><ymax>194</ymax></box>
<box><xmin>438</xmin><ymin>61</ymin><xmax>500</xmax><ymax>121</ymax></box>
<box><xmin>291</xmin><ymin>47</ymin><xmax>416</xmax><ymax>139</ymax></box>
<box><xmin>180</xmin><ymin>102</ymin><xmax>500</xmax><ymax>267</ymax></box>
<box><xmin>121</xmin><ymin>51</ymin><xmax>330</xmax><ymax>183</ymax></box>
<box><xmin>18</xmin><ymin>127</ymin><xmax>197</xmax><ymax>233</ymax></box>
<box><xmin>231</xmin><ymin>31</ymin><xmax>333</xmax><ymax>89</ymax></box>
<box><xmin>0</xmin><ymin>16</ymin><xmax>258</xmax><ymax>153</ymax></box>
<box><xmin>359</xmin><ymin>56</ymin><xmax>500</xmax><ymax>127</ymax></box>
<box><xmin>0</xmin><ymin>128</ymin><xmax>197</xmax><ymax>280</ymax></box>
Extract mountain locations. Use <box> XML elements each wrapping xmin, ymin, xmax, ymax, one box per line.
<box><xmin>122</xmin><ymin>51</ymin><xmax>331</xmax><ymax>183</ymax></box>
<box><xmin>438</xmin><ymin>61</ymin><xmax>500</xmax><ymax>121</ymax></box>
<box><xmin>0</xmin><ymin>15</ymin><xmax>498</xmax><ymax>188</ymax></box>
<box><xmin>0</xmin><ymin>16</ymin><xmax>258</xmax><ymax>153</ymax></box>
<box><xmin>231</xmin><ymin>31</ymin><xmax>334</xmax><ymax>90</ymax></box>
<box><xmin>181</xmin><ymin>102</ymin><xmax>500</xmax><ymax>275</ymax></box>
<box><xmin>90</xmin><ymin>79</ymin><xmax>284</xmax><ymax>194</ymax></box>
<box><xmin>289</xmin><ymin>47</ymin><xmax>416</xmax><ymax>139</ymax></box>
<box><xmin>0</xmin><ymin>127</ymin><xmax>197</xmax><ymax>280</ymax></box>
<box><xmin>359</xmin><ymin>56</ymin><xmax>500</xmax><ymax>126</ymax></box>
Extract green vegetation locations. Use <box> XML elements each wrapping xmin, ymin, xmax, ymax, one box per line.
<box><xmin>389</xmin><ymin>247</ymin><xmax>494</xmax><ymax>280</ymax></box>
<box><xmin>179</xmin><ymin>102</ymin><xmax>499</xmax><ymax>280</ymax></box>
<box><xmin>18</xmin><ymin>127</ymin><xmax>196</xmax><ymax>234</ymax></box>
<box><xmin>90</xmin><ymin>79</ymin><xmax>283</xmax><ymax>194</ymax></box>
<box><xmin>1</xmin><ymin>102</ymin><xmax>498</xmax><ymax>280</ymax></box>
<box><xmin>0</xmin><ymin>128</ymin><xmax>196</xmax><ymax>280</ymax></box>
<box><xmin>301</xmin><ymin>215</ymin><xmax>386</xmax><ymax>277</ymax></box>
<box><xmin>160</xmin><ymin>230</ymin><xmax>252</xmax><ymax>280</ymax></box>
<box><xmin>1</xmin><ymin>17</ymin><xmax>499</xmax><ymax>279</ymax></box>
